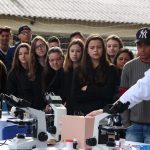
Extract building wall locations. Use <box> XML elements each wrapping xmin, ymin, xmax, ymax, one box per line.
<box><xmin>0</xmin><ymin>15</ymin><xmax>143</xmax><ymax>49</ymax></box>
<box><xmin>0</xmin><ymin>15</ymin><xmax>143</xmax><ymax>36</ymax></box>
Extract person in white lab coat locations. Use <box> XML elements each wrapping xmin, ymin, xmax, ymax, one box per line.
<box><xmin>87</xmin><ymin>68</ymin><xmax>150</xmax><ymax>116</ymax></box>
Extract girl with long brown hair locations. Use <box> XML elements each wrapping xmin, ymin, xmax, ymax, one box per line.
<box><xmin>106</xmin><ymin>35</ymin><xmax>123</xmax><ymax>63</ymax></box>
<box><xmin>72</xmin><ymin>34</ymin><xmax>118</xmax><ymax>115</ymax></box>
<box><xmin>43</xmin><ymin>47</ymin><xmax>64</xmax><ymax>93</ymax></box>
<box><xmin>45</xmin><ymin>39</ymin><xmax>84</xmax><ymax>115</ymax></box>
<box><xmin>27</xmin><ymin>36</ymin><xmax>48</xmax><ymax>110</ymax></box>
<box><xmin>7</xmin><ymin>43</ymin><xmax>33</xmax><ymax>106</ymax></box>
<box><xmin>28</xmin><ymin>35</ymin><xmax>48</xmax><ymax>81</ymax></box>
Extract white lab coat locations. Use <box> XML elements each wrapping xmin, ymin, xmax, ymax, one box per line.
<box><xmin>119</xmin><ymin>68</ymin><xmax>150</xmax><ymax>108</ymax></box>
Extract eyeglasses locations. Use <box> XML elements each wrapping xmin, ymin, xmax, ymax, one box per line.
<box><xmin>21</xmin><ymin>30</ymin><xmax>32</xmax><ymax>35</ymax></box>
<box><xmin>49</xmin><ymin>57</ymin><xmax>62</xmax><ymax>63</ymax></box>
<box><xmin>35</xmin><ymin>43</ymin><xmax>46</xmax><ymax>49</ymax></box>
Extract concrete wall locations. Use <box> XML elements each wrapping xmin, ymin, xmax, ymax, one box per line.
<box><xmin>0</xmin><ymin>15</ymin><xmax>144</xmax><ymax>40</ymax></box>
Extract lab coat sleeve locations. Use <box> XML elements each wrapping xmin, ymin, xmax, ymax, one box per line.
<box><xmin>119</xmin><ymin>69</ymin><xmax>150</xmax><ymax>108</ymax></box>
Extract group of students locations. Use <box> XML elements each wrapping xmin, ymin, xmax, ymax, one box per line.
<box><xmin>0</xmin><ymin>25</ymin><xmax>134</xmax><ymax>114</ymax></box>
<box><xmin>88</xmin><ymin>27</ymin><xmax>150</xmax><ymax>144</ymax></box>
<box><xmin>2</xmin><ymin>25</ymin><xmax>150</xmax><ymax>143</ymax></box>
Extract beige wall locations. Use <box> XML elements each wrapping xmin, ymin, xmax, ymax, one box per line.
<box><xmin>0</xmin><ymin>15</ymin><xmax>144</xmax><ymax>40</ymax></box>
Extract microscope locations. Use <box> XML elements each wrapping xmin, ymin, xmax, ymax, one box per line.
<box><xmin>86</xmin><ymin>101</ymin><xmax>130</xmax><ymax>150</ymax></box>
<box><xmin>45</xmin><ymin>92</ymin><xmax>67</xmax><ymax>143</ymax></box>
<box><xmin>0</xmin><ymin>94</ymin><xmax>48</xmax><ymax>150</ymax></box>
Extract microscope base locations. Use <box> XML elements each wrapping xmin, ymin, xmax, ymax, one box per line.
<box><xmin>8</xmin><ymin>137</ymin><xmax>47</xmax><ymax>150</ymax></box>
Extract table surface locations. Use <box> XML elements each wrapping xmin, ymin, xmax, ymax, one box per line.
<box><xmin>0</xmin><ymin>112</ymin><xmax>59</xmax><ymax>149</ymax></box>
<box><xmin>0</xmin><ymin>112</ymin><xmax>150</xmax><ymax>149</ymax></box>
<box><xmin>0</xmin><ymin>140</ymin><xmax>58</xmax><ymax>150</ymax></box>
<box><xmin>0</xmin><ymin>140</ymin><xmax>150</xmax><ymax>150</ymax></box>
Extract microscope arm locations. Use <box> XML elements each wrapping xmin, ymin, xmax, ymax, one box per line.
<box><xmin>0</xmin><ymin>93</ymin><xmax>31</xmax><ymax>108</ymax></box>
<box><xmin>21</xmin><ymin>107</ymin><xmax>47</xmax><ymax>130</ymax></box>
<box><xmin>47</xmin><ymin>103</ymin><xmax>66</xmax><ymax>141</ymax></box>
<box><xmin>93</xmin><ymin>113</ymin><xmax>110</xmax><ymax>141</ymax></box>
<box><xmin>0</xmin><ymin>94</ymin><xmax>48</xmax><ymax>142</ymax></box>
<box><xmin>86</xmin><ymin>101</ymin><xmax>130</xmax><ymax>148</ymax></box>
<box><xmin>92</xmin><ymin>100</ymin><xmax>130</xmax><ymax>140</ymax></box>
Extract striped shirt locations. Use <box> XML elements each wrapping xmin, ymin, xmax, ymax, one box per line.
<box><xmin>120</xmin><ymin>57</ymin><xmax>150</xmax><ymax>125</ymax></box>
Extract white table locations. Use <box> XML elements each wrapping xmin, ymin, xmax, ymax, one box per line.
<box><xmin>0</xmin><ymin>140</ymin><xmax>150</xmax><ymax>150</ymax></box>
<box><xmin>0</xmin><ymin>140</ymin><xmax>58</xmax><ymax>150</ymax></box>
<box><xmin>0</xmin><ymin>112</ymin><xmax>57</xmax><ymax>149</ymax></box>
<box><xmin>1</xmin><ymin>112</ymin><xmax>150</xmax><ymax>149</ymax></box>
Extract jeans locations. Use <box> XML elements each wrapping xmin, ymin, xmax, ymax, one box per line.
<box><xmin>126</xmin><ymin>123</ymin><xmax>150</xmax><ymax>144</ymax></box>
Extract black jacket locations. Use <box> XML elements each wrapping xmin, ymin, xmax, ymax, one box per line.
<box><xmin>0</xmin><ymin>61</ymin><xmax>7</xmax><ymax>93</ymax></box>
<box><xmin>31</xmin><ymin>62</ymin><xmax>46</xmax><ymax>110</ymax></box>
<box><xmin>71</xmin><ymin>65</ymin><xmax>118</xmax><ymax>115</ymax></box>
<box><xmin>44</xmin><ymin>68</ymin><xmax>74</xmax><ymax>115</ymax></box>
<box><xmin>7</xmin><ymin>67</ymin><xmax>46</xmax><ymax>110</ymax></box>
<box><xmin>7</xmin><ymin>68</ymin><xmax>33</xmax><ymax>104</ymax></box>
<box><xmin>43</xmin><ymin>66</ymin><xmax>59</xmax><ymax>93</ymax></box>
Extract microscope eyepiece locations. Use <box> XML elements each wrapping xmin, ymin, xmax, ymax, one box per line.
<box><xmin>0</xmin><ymin>94</ymin><xmax>31</xmax><ymax>108</ymax></box>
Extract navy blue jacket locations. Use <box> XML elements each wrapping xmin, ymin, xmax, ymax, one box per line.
<box><xmin>6</xmin><ymin>42</ymin><xmax>20</xmax><ymax>71</ymax></box>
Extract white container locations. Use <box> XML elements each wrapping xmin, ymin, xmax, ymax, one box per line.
<box><xmin>119</xmin><ymin>138</ymin><xmax>125</xmax><ymax>148</ymax></box>
<box><xmin>63</xmin><ymin>139</ymin><xmax>74</xmax><ymax>150</ymax></box>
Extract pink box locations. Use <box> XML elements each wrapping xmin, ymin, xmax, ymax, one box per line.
<box><xmin>61</xmin><ymin>115</ymin><xmax>94</xmax><ymax>150</ymax></box>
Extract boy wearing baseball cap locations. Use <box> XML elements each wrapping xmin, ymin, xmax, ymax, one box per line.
<box><xmin>119</xmin><ymin>27</ymin><xmax>150</xmax><ymax>143</ymax></box>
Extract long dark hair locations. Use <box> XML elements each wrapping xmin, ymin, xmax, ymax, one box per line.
<box><xmin>80</xmin><ymin>34</ymin><xmax>110</xmax><ymax>84</ymax></box>
<box><xmin>11</xmin><ymin>43</ymin><xmax>31</xmax><ymax>71</ymax></box>
<box><xmin>64</xmin><ymin>39</ymin><xmax>84</xmax><ymax>72</ymax></box>
<box><xmin>46</xmin><ymin>46</ymin><xmax>64</xmax><ymax>65</ymax></box>
<box><xmin>106</xmin><ymin>35</ymin><xmax>123</xmax><ymax>62</ymax></box>
<box><xmin>28</xmin><ymin>36</ymin><xmax>48</xmax><ymax>81</ymax></box>
<box><xmin>45</xmin><ymin>46</ymin><xmax>64</xmax><ymax>73</ymax></box>
<box><xmin>113</xmin><ymin>48</ymin><xmax>134</xmax><ymax>66</ymax></box>
<box><xmin>43</xmin><ymin>47</ymin><xmax>64</xmax><ymax>90</ymax></box>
